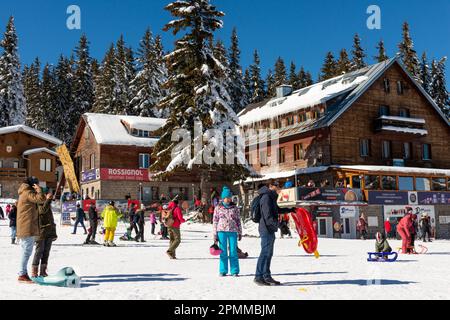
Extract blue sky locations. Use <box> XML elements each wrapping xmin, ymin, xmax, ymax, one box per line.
<box><xmin>1</xmin><ymin>0</ymin><xmax>449</xmax><ymax>82</ymax></box>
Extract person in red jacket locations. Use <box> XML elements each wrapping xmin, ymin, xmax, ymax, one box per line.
<box><xmin>384</xmin><ymin>218</ymin><xmax>392</xmax><ymax>239</ymax></box>
<box><xmin>166</xmin><ymin>200</ymin><xmax>185</xmax><ymax>259</ymax></box>
<box><xmin>397</xmin><ymin>209</ymin><xmax>417</xmax><ymax>254</ymax></box>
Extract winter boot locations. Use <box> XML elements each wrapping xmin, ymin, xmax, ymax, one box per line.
<box><xmin>109</xmin><ymin>241</ymin><xmax>117</xmax><ymax>247</ymax></box>
<box><xmin>31</xmin><ymin>265</ymin><xmax>39</xmax><ymax>278</ymax></box>
<box><xmin>39</xmin><ymin>264</ymin><xmax>48</xmax><ymax>277</ymax></box>
<box><xmin>103</xmin><ymin>241</ymin><xmax>110</xmax><ymax>247</ymax></box>
<box><xmin>11</xmin><ymin>238</ymin><xmax>15</xmax><ymax>245</ymax></box>
<box><xmin>18</xmin><ymin>274</ymin><xmax>34</xmax><ymax>284</ymax></box>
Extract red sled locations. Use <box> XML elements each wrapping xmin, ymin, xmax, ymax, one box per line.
<box><xmin>291</xmin><ymin>208</ymin><xmax>320</xmax><ymax>258</ymax></box>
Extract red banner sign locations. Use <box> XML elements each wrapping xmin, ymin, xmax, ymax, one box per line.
<box><xmin>100</xmin><ymin>168</ymin><xmax>152</xmax><ymax>181</ymax></box>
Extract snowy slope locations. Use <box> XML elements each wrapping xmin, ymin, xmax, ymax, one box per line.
<box><xmin>1</xmin><ymin>216</ymin><xmax>450</xmax><ymax>300</ymax></box>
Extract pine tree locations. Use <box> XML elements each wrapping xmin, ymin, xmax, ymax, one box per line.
<box><xmin>0</xmin><ymin>16</ymin><xmax>26</xmax><ymax>126</ymax></box>
<box><xmin>297</xmin><ymin>66</ymin><xmax>313</xmax><ymax>89</ymax></box>
<box><xmin>151</xmin><ymin>0</ymin><xmax>248</xmax><ymax>182</ymax></box>
<box><xmin>351</xmin><ymin>34</ymin><xmax>367</xmax><ymax>70</ymax></box>
<box><xmin>93</xmin><ymin>44</ymin><xmax>117</xmax><ymax>114</ymax></box>
<box><xmin>337</xmin><ymin>49</ymin><xmax>352</xmax><ymax>75</ymax></box>
<box><xmin>288</xmin><ymin>61</ymin><xmax>299</xmax><ymax>90</ymax></box>
<box><xmin>265</xmin><ymin>69</ymin><xmax>275</xmax><ymax>97</ymax></box>
<box><xmin>430</xmin><ymin>57</ymin><xmax>450</xmax><ymax>118</ymax></box>
<box><xmin>40</xmin><ymin>63</ymin><xmax>57</xmax><ymax>134</ymax></box>
<box><xmin>273</xmin><ymin>57</ymin><xmax>287</xmax><ymax>87</ymax></box>
<box><xmin>304</xmin><ymin>71</ymin><xmax>313</xmax><ymax>87</ymax></box>
<box><xmin>420</xmin><ymin>52</ymin><xmax>431</xmax><ymax>94</ymax></box>
<box><xmin>242</xmin><ymin>68</ymin><xmax>252</xmax><ymax>103</ymax></box>
<box><xmin>320</xmin><ymin>52</ymin><xmax>337</xmax><ymax>81</ymax></box>
<box><xmin>375</xmin><ymin>40</ymin><xmax>389</xmax><ymax>62</ymax></box>
<box><xmin>23</xmin><ymin>58</ymin><xmax>41</xmax><ymax>128</ymax></box>
<box><xmin>130</xmin><ymin>29</ymin><xmax>168</xmax><ymax>117</ymax></box>
<box><xmin>249</xmin><ymin>49</ymin><xmax>265</xmax><ymax>103</ymax></box>
<box><xmin>114</xmin><ymin>35</ymin><xmax>136</xmax><ymax>115</ymax></box>
<box><xmin>227</xmin><ymin>28</ymin><xmax>248</xmax><ymax>112</ymax></box>
<box><xmin>398</xmin><ymin>22</ymin><xmax>420</xmax><ymax>79</ymax></box>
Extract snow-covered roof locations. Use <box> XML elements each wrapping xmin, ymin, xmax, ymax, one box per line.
<box><xmin>23</xmin><ymin>148</ymin><xmax>59</xmax><ymax>157</ymax></box>
<box><xmin>378</xmin><ymin>115</ymin><xmax>426</xmax><ymax>124</ymax></box>
<box><xmin>380</xmin><ymin>126</ymin><xmax>428</xmax><ymax>135</ymax></box>
<box><xmin>332</xmin><ymin>165</ymin><xmax>450</xmax><ymax>177</ymax></box>
<box><xmin>84</xmin><ymin>113</ymin><xmax>166</xmax><ymax>147</ymax></box>
<box><xmin>236</xmin><ymin>166</ymin><xmax>329</xmax><ymax>184</ymax></box>
<box><xmin>0</xmin><ymin>125</ymin><xmax>62</xmax><ymax>145</ymax></box>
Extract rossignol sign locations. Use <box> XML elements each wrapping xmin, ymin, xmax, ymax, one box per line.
<box><xmin>100</xmin><ymin>168</ymin><xmax>152</xmax><ymax>181</ymax></box>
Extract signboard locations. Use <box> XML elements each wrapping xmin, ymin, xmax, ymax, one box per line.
<box><xmin>297</xmin><ymin>188</ymin><xmax>363</xmax><ymax>202</ymax></box>
<box><xmin>61</xmin><ymin>201</ymin><xmax>77</xmax><ymax>226</ymax></box>
<box><xmin>383</xmin><ymin>205</ymin><xmax>436</xmax><ymax>227</ymax></box>
<box><xmin>417</xmin><ymin>192</ymin><xmax>450</xmax><ymax>205</ymax></box>
<box><xmin>339</xmin><ymin>206</ymin><xmax>359</xmax><ymax>218</ymax></box>
<box><xmin>81</xmin><ymin>169</ymin><xmax>100</xmax><ymax>183</ymax></box>
<box><xmin>278</xmin><ymin>188</ymin><xmax>297</xmax><ymax>204</ymax></box>
<box><xmin>100</xmin><ymin>168</ymin><xmax>153</xmax><ymax>181</ymax></box>
<box><xmin>438</xmin><ymin>216</ymin><xmax>450</xmax><ymax>224</ymax></box>
<box><xmin>368</xmin><ymin>216</ymin><xmax>379</xmax><ymax>227</ymax></box>
<box><xmin>56</xmin><ymin>144</ymin><xmax>80</xmax><ymax>193</ymax></box>
<box><xmin>314</xmin><ymin>206</ymin><xmax>334</xmax><ymax>217</ymax></box>
<box><xmin>83</xmin><ymin>199</ymin><xmax>96</xmax><ymax>212</ymax></box>
<box><xmin>95</xmin><ymin>200</ymin><xmax>130</xmax><ymax>216</ymax></box>
<box><xmin>368</xmin><ymin>191</ymin><xmax>408</xmax><ymax>205</ymax></box>
<box><xmin>408</xmin><ymin>191</ymin><xmax>418</xmax><ymax>205</ymax></box>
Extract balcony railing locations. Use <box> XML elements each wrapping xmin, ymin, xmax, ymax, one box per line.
<box><xmin>0</xmin><ymin>168</ymin><xmax>27</xmax><ymax>179</ymax></box>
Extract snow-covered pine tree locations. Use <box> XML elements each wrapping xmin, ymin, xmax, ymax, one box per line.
<box><xmin>40</xmin><ymin>63</ymin><xmax>57</xmax><ymax>134</ymax></box>
<box><xmin>265</xmin><ymin>69</ymin><xmax>275</xmax><ymax>98</ymax></box>
<box><xmin>351</xmin><ymin>34</ymin><xmax>367</xmax><ymax>71</ymax></box>
<box><xmin>273</xmin><ymin>57</ymin><xmax>287</xmax><ymax>88</ymax></box>
<box><xmin>0</xmin><ymin>16</ymin><xmax>26</xmax><ymax>126</ymax></box>
<box><xmin>289</xmin><ymin>61</ymin><xmax>299</xmax><ymax>90</ymax></box>
<box><xmin>320</xmin><ymin>51</ymin><xmax>337</xmax><ymax>81</ymax></box>
<box><xmin>398</xmin><ymin>22</ymin><xmax>420</xmax><ymax>79</ymax></box>
<box><xmin>375</xmin><ymin>40</ymin><xmax>389</xmax><ymax>62</ymax></box>
<box><xmin>249</xmin><ymin>49</ymin><xmax>265</xmax><ymax>103</ymax></box>
<box><xmin>297</xmin><ymin>66</ymin><xmax>313</xmax><ymax>89</ymax></box>
<box><xmin>227</xmin><ymin>28</ymin><xmax>248</xmax><ymax>113</ymax></box>
<box><xmin>93</xmin><ymin>44</ymin><xmax>118</xmax><ymax>114</ymax></box>
<box><xmin>242</xmin><ymin>68</ymin><xmax>252</xmax><ymax>103</ymax></box>
<box><xmin>420</xmin><ymin>52</ymin><xmax>431</xmax><ymax>94</ymax></box>
<box><xmin>337</xmin><ymin>49</ymin><xmax>352</xmax><ymax>75</ymax></box>
<box><xmin>114</xmin><ymin>35</ymin><xmax>136</xmax><ymax>115</ymax></box>
<box><xmin>430</xmin><ymin>57</ymin><xmax>450</xmax><ymax>118</ymax></box>
<box><xmin>23</xmin><ymin>58</ymin><xmax>41</xmax><ymax>128</ymax></box>
<box><xmin>304</xmin><ymin>71</ymin><xmax>313</xmax><ymax>87</ymax></box>
<box><xmin>151</xmin><ymin>0</ymin><xmax>249</xmax><ymax>182</ymax></box>
<box><xmin>129</xmin><ymin>29</ymin><xmax>168</xmax><ymax>117</ymax></box>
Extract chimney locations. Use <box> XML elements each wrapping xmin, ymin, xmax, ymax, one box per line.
<box><xmin>276</xmin><ymin>85</ymin><xmax>293</xmax><ymax>98</ymax></box>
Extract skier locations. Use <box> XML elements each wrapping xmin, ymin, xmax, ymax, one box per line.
<box><xmin>149</xmin><ymin>209</ymin><xmax>157</xmax><ymax>235</ymax></box>
<box><xmin>420</xmin><ymin>213</ymin><xmax>432</xmax><ymax>242</ymax></box>
<box><xmin>71</xmin><ymin>203</ymin><xmax>87</xmax><ymax>235</ymax></box>
<box><xmin>384</xmin><ymin>218</ymin><xmax>392</xmax><ymax>239</ymax></box>
<box><xmin>397</xmin><ymin>209</ymin><xmax>417</xmax><ymax>254</ymax></box>
<box><xmin>32</xmin><ymin>190</ymin><xmax>57</xmax><ymax>278</ymax></box>
<box><xmin>166</xmin><ymin>200</ymin><xmax>185</xmax><ymax>259</ymax></box>
<box><xmin>135</xmin><ymin>204</ymin><xmax>146</xmax><ymax>242</ymax></box>
<box><xmin>84</xmin><ymin>203</ymin><xmax>100</xmax><ymax>245</ymax></box>
<box><xmin>101</xmin><ymin>201</ymin><xmax>122</xmax><ymax>247</ymax></box>
<box><xmin>8</xmin><ymin>203</ymin><xmax>17</xmax><ymax>244</ymax></box>
<box><xmin>212</xmin><ymin>186</ymin><xmax>242</xmax><ymax>277</ymax></box>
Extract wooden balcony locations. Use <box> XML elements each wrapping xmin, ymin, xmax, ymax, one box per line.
<box><xmin>0</xmin><ymin>168</ymin><xmax>27</xmax><ymax>180</ymax></box>
<box><xmin>374</xmin><ymin>116</ymin><xmax>428</xmax><ymax>136</ymax></box>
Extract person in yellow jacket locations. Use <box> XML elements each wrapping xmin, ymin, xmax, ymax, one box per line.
<box><xmin>101</xmin><ymin>201</ymin><xmax>122</xmax><ymax>247</ymax></box>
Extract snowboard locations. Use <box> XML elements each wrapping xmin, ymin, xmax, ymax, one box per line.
<box><xmin>367</xmin><ymin>252</ymin><xmax>398</xmax><ymax>262</ymax></box>
<box><xmin>31</xmin><ymin>267</ymin><xmax>81</xmax><ymax>288</ymax></box>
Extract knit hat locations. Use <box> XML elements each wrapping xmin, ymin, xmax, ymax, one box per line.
<box><xmin>221</xmin><ymin>186</ymin><xmax>233</xmax><ymax>199</ymax></box>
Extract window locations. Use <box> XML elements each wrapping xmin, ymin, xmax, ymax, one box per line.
<box><xmin>90</xmin><ymin>154</ymin><xmax>95</xmax><ymax>169</ymax></box>
<box><xmin>415</xmin><ymin>177</ymin><xmax>431</xmax><ymax>191</ymax></box>
<box><xmin>0</xmin><ymin>160</ymin><xmax>2</xmax><ymax>168</ymax></box>
<box><xmin>259</xmin><ymin>150</ymin><xmax>268</xmax><ymax>166</ymax></box>
<box><xmin>382</xmin><ymin>176</ymin><xmax>396</xmax><ymax>190</ymax></box>
<box><xmin>422</xmin><ymin>144</ymin><xmax>432</xmax><ymax>160</ymax></box>
<box><xmin>397</xmin><ymin>81</ymin><xmax>404</xmax><ymax>95</ymax></box>
<box><xmin>351</xmin><ymin>175</ymin><xmax>362</xmax><ymax>189</ymax></box>
<box><xmin>278</xmin><ymin>147</ymin><xmax>285</xmax><ymax>164</ymax></box>
<box><xmin>364</xmin><ymin>175</ymin><xmax>380</xmax><ymax>190</ymax></box>
<box><xmin>432</xmin><ymin>178</ymin><xmax>447</xmax><ymax>191</ymax></box>
<box><xmin>151</xmin><ymin>187</ymin><xmax>159</xmax><ymax>200</ymax></box>
<box><xmin>398</xmin><ymin>176</ymin><xmax>414</xmax><ymax>191</ymax></box>
<box><xmin>403</xmin><ymin>142</ymin><xmax>411</xmax><ymax>160</ymax></box>
<box><xmin>40</xmin><ymin>159</ymin><xmax>51</xmax><ymax>172</ymax></box>
<box><xmin>383</xmin><ymin>78</ymin><xmax>390</xmax><ymax>93</ymax></box>
<box><xmin>360</xmin><ymin>139</ymin><xmax>370</xmax><ymax>157</ymax></box>
<box><xmin>286</xmin><ymin>116</ymin><xmax>294</xmax><ymax>126</ymax></box>
<box><xmin>139</xmin><ymin>154</ymin><xmax>150</xmax><ymax>169</ymax></box>
<box><xmin>379</xmin><ymin>105</ymin><xmax>390</xmax><ymax>117</ymax></box>
<box><xmin>399</xmin><ymin>108</ymin><xmax>410</xmax><ymax>117</ymax></box>
<box><xmin>382</xmin><ymin>141</ymin><xmax>391</xmax><ymax>159</ymax></box>
<box><xmin>13</xmin><ymin>161</ymin><xmax>19</xmax><ymax>169</ymax></box>
<box><xmin>143</xmin><ymin>131</ymin><xmax>149</xmax><ymax>138</ymax></box>
<box><xmin>298</xmin><ymin>113</ymin><xmax>306</xmax><ymax>123</ymax></box>
<box><xmin>294</xmin><ymin>143</ymin><xmax>304</xmax><ymax>161</ymax></box>
<box><xmin>318</xmin><ymin>219</ymin><xmax>327</xmax><ymax>236</ymax></box>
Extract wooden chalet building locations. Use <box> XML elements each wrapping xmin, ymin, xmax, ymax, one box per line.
<box><xmin>0</xmin><ymin>125</ymin><xmax>62</xmax><ymax>199</ymax></box>
<box><xmin>238</xmin><ymin>56</ymin><xmax>450</xmax><ymax>239</ymax></box>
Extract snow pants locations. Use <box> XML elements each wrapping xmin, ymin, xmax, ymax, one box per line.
<box><xmin>217</xmin><ymin>232</ymin><xmax>239</xmax><ymax>275</ymax></box>
<box><xmin>167</xmin><ymin>227</ymin><xmax>181</xmax><ymax>257</ymax></box>
<box><xmin>33</xmin><ymin>238</ymin><xmax>53</xmax><ymax>266</ymax></box>
<box><xmin>104</xmin><ymin>228</ymin><xmax>116</xmax><ymax>242</ymax></box>
<box><xmin>397</xmin><ymin>226</ymin><xmax>410</xmax><ymax>253</ymax></box>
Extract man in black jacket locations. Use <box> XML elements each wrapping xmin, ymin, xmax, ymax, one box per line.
<box><xmin>72</xmin><ymin>203</ymin><xmax>87</xmax><ymax>234</ymax></box>
<box><xmin>254</xmin><ymin>180</ymin><xmax>291</xmax><ymax>286</ymax></box>
<box><xmin>128</xmin><ymin>204</ymin><xmax>139</xmax><ymax>239</ymax></box>
<box><xmin>135</xmin><ymin>205</ymin><xmax>146</xmax><ymax>242</ymax></box>
<box><xmin>85</xmin><ymin>203</ymin><xmax>99</xmax><ymax>245</ymax></box>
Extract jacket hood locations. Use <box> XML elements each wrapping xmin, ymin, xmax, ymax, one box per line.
<box><xmin>258</xmin><ymin>185</ymin><xmax>270</xmax><ymax>195</ymax></box>
<box><xmin>18</xmin><ymin>183</ymin><xmax>32</xmax><ymax>195</ymax></box>
<box><xmin>168</xmin><ymin>202</ymin><xmax>177</xmax><ymax>210</ymax></box>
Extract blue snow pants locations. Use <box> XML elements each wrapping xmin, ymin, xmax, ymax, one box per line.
<box><xmin>217</xmin><ymin>231</ymin><xmax>239</xmax><ymax>275</ymax></box>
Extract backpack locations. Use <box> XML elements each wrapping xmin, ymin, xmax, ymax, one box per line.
<box><xmin>161</xmin><ymin>209</ymin><xmax>174</xmax><ymax>227</ymax></box>
<box><xmin>250</xmin><ymin>195</ymin><xmax>262</xmax><ymax>223</ymax></box>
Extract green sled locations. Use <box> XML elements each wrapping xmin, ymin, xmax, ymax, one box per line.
<box><xmin>31</xmin><ymin>267</ymin><xmax>81</xmax><ymax>288</ymax></box>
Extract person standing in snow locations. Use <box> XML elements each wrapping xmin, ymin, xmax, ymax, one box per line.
<box><xmin>420</xmin><ymin>213</ymin><xmax>432</xmax><ymax>242</ymax></box>
<box><xmin>9</xmin><ymin>203</ymin><xmax>17</xmax><ymax>244</ymax></box>
<box><xmin>128</xmin><ymin>203</ymin><xmax>139</xmax><ymax>239</ymax></box>
<box><xmin>0</xmin><ymin>205</ymin><xmax>4</xmax><ymax>219</ymax></box>
<box><xmin>213</xmin><ymin>186</ymin><xmax>242</xmax><ymax>277</ymax></box>
<box><xmin>135</xmin><ymin>204</ymin><xmax>146</xmax><ymax>242</ymax></box>
<box><xmin>357</xmin><ymin>214</ymin><xmax>368</xmax><ymax>240</ymax></box>
<box><xmin>6</xmin><ymin>203</ymin><xmax>11</xmax><ymax>216</ymax></box>
<box><xmin>101</xmin><ymin>201</ymin><xmax>122</xmax><ymax>247</ymax></box>
<box><xmin>384</xmin><ymin>218</ymin><xmax>392</xmax><ymax>239</ymax></box>
<box><xmin>397</xmin><ymin>209</ymin><xmax>417</xmax><ymax>254</ymax></box>
<box><xmin>149</xmin><ymin>209</ymin><xmax>157</xmax><ymax>235</ymax></box>
<box><xmin>32</xmin><ymin>190</ymin><xmax>57</xmax><ymax>278</ymax></box>
<box><xmin>16</xmin><ymin>177</ymin><xmax>47</xmax><ymax>283</ymax></box>
<box><xmin>85</xmin><ymin>203</ymin><xmax>100</xmax><ymax>245</ymax></box>
<box><xmin>166</xmin><ymin>200</ymin><xmax>185</xmax><ymax>259</ymax></box>
<box><xmin>72</xmin><ymin>203</ymin><xmax>87</xmax><ymax>234</ymax></box>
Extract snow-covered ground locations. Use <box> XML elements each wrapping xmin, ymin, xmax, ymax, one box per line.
<box><xmin>1</xmin><ymin>214</ymin><xmax>450</xmax><ymax>300</ymax></box>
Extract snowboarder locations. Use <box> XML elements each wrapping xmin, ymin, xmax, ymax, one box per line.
<box><xmin>212</xmin><ymin>186</ymin><xmax>242</xmax><ymax>277</ymax></box>
<box><xmin>71</xmin><ymin>203</ymin><xmax>87</xmax><ymax>234</ymax></box>
<box><xmin>166</xmin><ymin>200</ymin><xmax>185</xmax><ymax>259</ymax></box>
<box><xmin>101</xmin><ymin>201</ymin><xmax>122</xmax><ymax>247</ymax></box>
<box><xmin>8</xmin><ymin>203</ymin><xmax>17</xmax><ymax>244</ymax></box>
<box><xmin>32</xmin><ymin>190</ymin><xmax>57</xmax><ymax>278</ymax></box>
<box><xmin>135</xmin><ymin>204</ymin><xmax>146</xmax><ymax>242</ymax></box>
<box><xmin>84</xmin><ymin>203</ymin><xmax>100</xmax><ymax>245</ymax></box>
<box><xmin>149</xmin><ymin>210</ymin><xmax>157</xmax><ymax>235</ymax></box>
<box><xmin>397</xmin><ymin>209</ymin><xmax>417</xmax><ymax>254</ymax></box>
